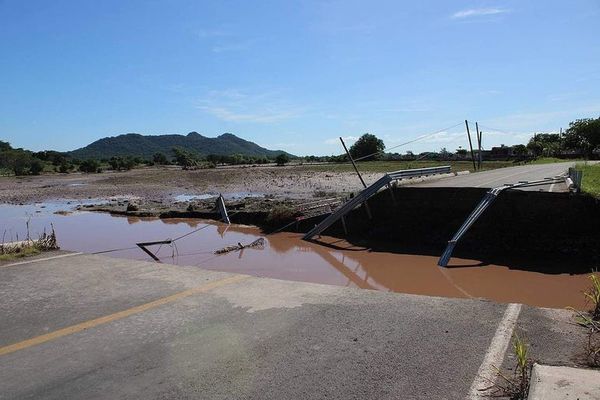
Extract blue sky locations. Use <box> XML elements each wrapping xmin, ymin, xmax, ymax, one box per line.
<box><xmin>1</xmin><ymin>0</ymin><xmax>599</xmax><ymax>156</ymax></box>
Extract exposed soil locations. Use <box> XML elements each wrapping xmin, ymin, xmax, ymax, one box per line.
<box><xmin>0</xmin><ymin>165</ymin><xmax>379</xmax><ymax>205</ymax></box>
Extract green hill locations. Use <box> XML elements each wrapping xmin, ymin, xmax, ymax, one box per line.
<box><xmin>68</xmin><ymin>132</ymin><xmax>294</xmax><ymax>160</ymax></box>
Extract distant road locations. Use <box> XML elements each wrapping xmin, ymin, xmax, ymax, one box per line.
<box><xmin>415</xmin><ymin>162</ymin><xmax>576</xmax><ymax>192</ymax></box>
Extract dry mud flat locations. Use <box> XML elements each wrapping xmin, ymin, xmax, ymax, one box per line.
<box><xmin>0</xmin><ymin>165</ymin><xmax>380</xmax><ymax>205</ymax></box>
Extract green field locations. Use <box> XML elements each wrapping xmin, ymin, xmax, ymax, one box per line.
<box><xmin>303</xmin><ymin>160</ymin><xmax>516</xmax><ymax>174</ymax></box>
<box><xmin>577</xmin><ymin>162</ymin><xmax>600</xmax><ymax>198</ymax></box>
<box><xmin>529</xmin><ymin>157</ymin><xmax>582</xmax><ymax>165</ymax></box>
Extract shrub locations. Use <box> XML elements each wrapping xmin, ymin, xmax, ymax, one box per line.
<box><xmin>275</xmin><ymin>154</ymin><xmax>290</xmax><ymax>166</ymax></box>
<box><xmin>79</xmin><ymin>159</ymin><xmax>100</xmax><ymax>173</ymax></box>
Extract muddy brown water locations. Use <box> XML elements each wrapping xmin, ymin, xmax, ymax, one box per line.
<box><xmin>0</xmin><ymin>201</ymin><xmax>592</xmax><ymax>309</ymax></box>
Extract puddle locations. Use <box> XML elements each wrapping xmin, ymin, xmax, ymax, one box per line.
<box><xmin>174</xmin><ymin>192</ymin><xmax>264</xmax><ymax>202</ymax></box>
<box><xmin>174</xmin><ymin>194</ymin><xmax>216</xmax><ymax>202</ymax></box>
<box><xmin>0</xmin><ymin>202</ymin><xmax>592</xmax><ymax>309</ymax></box>
<box><xmin>67</xmin><ymin>183</ymin><xmax>88</xmax><ymax>187</ymax></box>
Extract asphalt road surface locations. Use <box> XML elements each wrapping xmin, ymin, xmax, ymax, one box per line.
<box><xmin>416</xmin><ymin>162</ymin><xmax>575</xmax><ymax>192</ymax></box>
<box><xmin>0</xmin><ymin>253</ymin><xmax>584</xmax><ymax>400</ymax></box>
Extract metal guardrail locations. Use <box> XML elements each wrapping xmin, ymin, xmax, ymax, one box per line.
<box><xmin>388</xmin><ymin>165</ymin><xmax>451</xmax><ymax>180</ymax></box>
<box><xmin>437</xmin><ymin>176</ymin><xmax>565</xmax><ymax>267</ymax></box>
<box><xmin>437</xmin><ymin>187</ymin><xmax>507</xmax><ymax>267</ymax></box>
<box><xmin>303</xmin><ymin>166</ymin><xmax>451</xmax><ymax>240</ymax></box>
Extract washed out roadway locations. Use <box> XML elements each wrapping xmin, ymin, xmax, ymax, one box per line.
<box><xmin>0</xmin><ymin>253</ymin><xmax>584</xmax><ymax>399</ymax></box>
<box><xmin>414</xmin><ymin>162</ymin><xmax>575</xmax><ymax>192</ymax></box>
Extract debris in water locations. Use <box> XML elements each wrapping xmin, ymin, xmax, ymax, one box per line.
<box><xmin>215</xmin><ymin>238</ymin><xmax>265</xmax><ymax>254</ymax></box>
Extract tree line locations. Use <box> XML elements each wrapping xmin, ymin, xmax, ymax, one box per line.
<box><xmin>301</xmin><ymin>117</ymin><xmax>600</xmax><ymax>162</ymax></box>
<box><xmin>0</xmin><ymin>141</ymin><xmax>292</xmax><ymax>176</ymax></box>
<box><xmin>2</xmin><ymin>117</ymin><xmax>598</xmax><ymax>175</ymax></box>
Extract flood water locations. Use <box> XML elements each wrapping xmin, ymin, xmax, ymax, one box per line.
<box><xmin>0</xmin><ymin>200</ymin><xmax>592</xmax><ymax>309</ymax></box>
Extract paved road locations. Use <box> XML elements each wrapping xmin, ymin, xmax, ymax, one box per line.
<box><xmin>0</xmin><ymin>253</ymin><xmax>585</xmax><ymax>399</ymax></box>
<box><xmin>415</xmin><ymin>162</ymin><xmax>575</xmax><ymax>192</ymax></box>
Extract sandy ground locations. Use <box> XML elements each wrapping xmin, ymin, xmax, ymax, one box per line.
<box><xmin>0</xmin><ymin>165</ymin><xmax>380</xmax><ymax>205</ymax></box>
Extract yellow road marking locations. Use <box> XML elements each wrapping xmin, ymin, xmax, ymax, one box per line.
<box><xmin>0</xmin><ymin>274</ymin><xmax>248</xmax><ymax>357</ymax></box>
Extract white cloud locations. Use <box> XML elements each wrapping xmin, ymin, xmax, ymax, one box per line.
<box><xmin>421</xmin><ymin>131</ymin><xmax>465</xmax><ymax>143</ymax></box>
<box><xmin>196</xmin><ymin>89</ymin><xmax>302</xmax><ymax>124</ymax></box>
<box><xmin>324</xmin><ymin>136</ymin><xmax>358</xmax><ymax>145</ymax></box>
<box><xmin>198</xmin><ymin>106</ymin><xmax>296</xmax><ymax>123</ymax></box>
<box><xmin>451</xmin><ymin>8</ymin><xmax>509</xmax><ymax>19</ymax></box>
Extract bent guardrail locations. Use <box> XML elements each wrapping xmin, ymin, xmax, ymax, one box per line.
<box><xmin>303</xmin><ymin>166</ymin><xmax>451</xmax><ymax>240</ymax></box>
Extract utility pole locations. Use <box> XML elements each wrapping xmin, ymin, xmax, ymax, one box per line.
<box><xmin>475</xmin><ymin>122</ymin><xmax>482</xmax><ymax>170</ymax></box>
<box><xmin>340</xmin><ymin>137</ymin><xmax>367</xmax><ymax>188</ymax></box>
<box><xmin>340</xmin><ymin>137</ymin><xmax>372</xmax><ymax>219</ymax></box>
<box><xmin>465</xmin><ymin>120</ymin><xmax>477</xmax><ymax>171</ymax></box>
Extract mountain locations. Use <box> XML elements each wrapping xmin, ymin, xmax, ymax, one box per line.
<box><xmin>68</xmin><ymin>132</ymin><xmax>294</xmax><ymax>160</ymax></box>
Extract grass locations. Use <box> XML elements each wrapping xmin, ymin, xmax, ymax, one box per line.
<box><xmin>303</xmin><ymin>160</ymin><xmax>516</xmax><ymax>174</ymax></box>
<box><xmin>481</xmin><ymin>333</ymin><xmax>532</xmax><ymax>399</ymax></box>
<box><xmin>528</xmin><ymin>157</ymin><xmax>579</xmax><ymax>164</ymax></box>
<box><xmin>0</xmin><ymin>245</ymin><xmax>41</xmax><ymax>261</ymax></box>
<box><xmin>584</xmin><ymin>273</ymin><xmax>600</xmax><ymax>321</ymax></box>
<box><xmin>576</xmin><ymin>162</ymin><xmax>600</xmax><ymax>198</ymax></box>
<box><xmin>569</xmin><ymin>272</ymin><xmax>600</xmax><ymax>367</ymax></box>
<box><xmin>0</xmin><ymin>224</ymin><xmax>59</xmax><ymax>262</ymax></box>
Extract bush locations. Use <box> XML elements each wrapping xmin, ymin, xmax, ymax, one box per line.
<box><xmin>172</xmin><ymin>147</ymin><xmax>199</xmax><ymax>169</ymax></box>
<box><xmin>79</xmin><ymin>159</ymin><xmax>100</xmax><ymax>173</ymax></box>
<box><xmin>275</xmin><ymin>154</ymin><xmax>290</xmax><ymax>166</ymax></box>
<box><xmin>152</xmin><ymin>152</ymin><xmax>169</xmax><ymax>165</ymax></box>
<box><xmin>29</xmin><ymin>159</ymin><xmax>44</xmax><ymax>175</ymax></box>
<box><xmin>58</xmin><ymin>162</ymin><xmax>71</xmax><ymax>173</ymax></box>
<box><xmin>109</xmin><ymin>156</ymin><xmax>137</xmax><ymax>171</ymax></box>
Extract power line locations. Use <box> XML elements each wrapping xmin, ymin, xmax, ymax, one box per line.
<box><xmin>352</xmin><ymin>121</ymin><xmax>464</xmax><ymax>162</ymax></box>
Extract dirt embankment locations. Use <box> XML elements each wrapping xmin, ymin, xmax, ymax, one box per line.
<box><xmin>304</xmin><ymin>187</ymin><xmax>600</xmax><ymax>273</ymax></box>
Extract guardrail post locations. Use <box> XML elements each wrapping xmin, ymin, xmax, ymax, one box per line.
<box><xmin>217</xmin><ymin>194</ymin><xmax>231</xmax><ymax>224</ymax></box>
<box><xmin>387</xmin><ymin>183</ymin><xmax>397</xmax><ymax>205</ymax></box>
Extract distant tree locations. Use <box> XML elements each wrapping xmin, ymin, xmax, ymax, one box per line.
<box><xmin>349</xmin><ymin>133</ymin><xmax>385</xmax><ymax>161</ymax></box>
<box><xmin>527</xmin><ymin>133</ymin><xmax>562</xmax><ymax>157</ymax></box>
<box><xmin>122</xmin><ymin>157</ymin><xmax>137</xmax><ymax>170</ymax></box>
<box><xmin>563</xmin><ymin>117</ymin><xmax>600</xmax><ymax>158</ymax></box>
<box><xmin>79</xmin><ymin>159</ymin><xmax>100</xmax><ymax>173</ymax></box>
<box><xmin>33</xmin><ymin>150</ymin><xmax>68</xmax><ymax>166</ymax></box>
<box><xmin>59</xmin><ymin>162</ymin><xmax>71</xmax><ymax>173</ymax></box>
<box><xmin>0</xmin><ymin>141</ymin><xmax>11</xmax><ymax>152</ymax></box>
<box><xmin>29</xmin><ymin>159</ymin><xmax>44</xmax><ymax>175</ymax></box>
<box><xmin>172</xmin><ymin>147</ymin><xmax>198</xmax><ymax>169</ymax></box>
<box><xmin>456</xmin><ymin>148</ymin><xmax>468</xmax><ymax>157</ymax></box>
<box><xmin>108</xmin><ymin>157</ymin><xmax>120</xmax><ymax>170</ymax></box>
<box><xmin>513</xmin><ymin>144</ymin><xmax>528</xmax><ymax>156</ymax></box>
<box><xmin>152</xmin><ymin>152</ymin><xmax>169</xmax><ymax>165</ymax></box>
<box><xmin>275</xmin><ymin>153</ymin><xmax>290</xmax><ymax>166</ymax></box>
<box><xmin>0</xmin><ymin>150</ymin><xmax>32</xmax><ymax>175</ymax></box>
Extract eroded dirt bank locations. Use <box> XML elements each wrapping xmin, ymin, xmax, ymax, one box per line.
<box><xmin>314</xmin><ymin>187</ymin><xmax>600</xmax><ymax>273</ymax></box>
<box><xmin>74</xmin><ymin>186</ymin><xmax>600</xmax><ymax>274</ymax></box>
